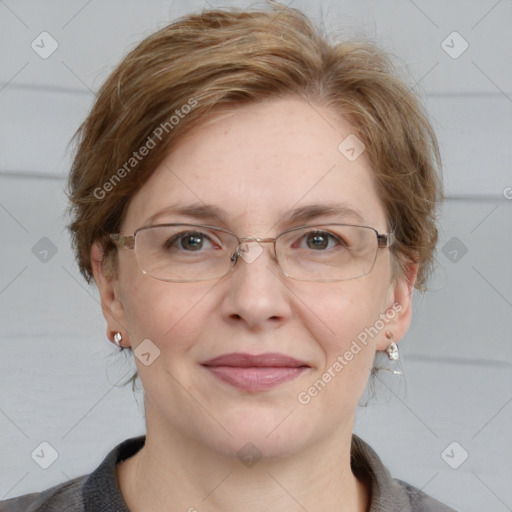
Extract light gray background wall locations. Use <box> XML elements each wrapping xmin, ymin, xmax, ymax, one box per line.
<box><xmin>0</xmin><ymin>1</ymin><xmax>511</xmax><ymax>510</ymax></box>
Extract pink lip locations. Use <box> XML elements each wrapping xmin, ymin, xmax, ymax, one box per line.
<box><xmin>201</xmin><ymin>352</ymin><xmax>309</xmax><ymax>392</ymax></box>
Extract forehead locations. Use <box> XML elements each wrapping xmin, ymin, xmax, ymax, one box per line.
<box><xmin>122</xmin><ymin>96</ymin><xmax>387</xmax><ymax>234</ymax></box>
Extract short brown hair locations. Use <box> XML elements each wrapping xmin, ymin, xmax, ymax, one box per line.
<box><xmin>66</xmin><ymin>2</ymin><xmax>443</xmax><ymax>295</ymax></box>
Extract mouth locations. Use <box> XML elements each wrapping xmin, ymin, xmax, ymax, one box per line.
<box><xmin>202</xmin><ymin>352</ymin><xmax>309</xmax><ymax>368</ymax></box>
<box><xmin>201</xmin><ymin>352</ymin><xmax>310</xmax><ymax>392</ymax></box>
<box><xmin>201</xmin><ymin>353</ymin><xmax>310</xmax><ymax>392</ymax></box>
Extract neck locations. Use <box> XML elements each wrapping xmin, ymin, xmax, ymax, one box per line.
<box><xmin>117</xmin><ymin>420</ymin><xmax>370</xmax><ymax>512</ymax></box>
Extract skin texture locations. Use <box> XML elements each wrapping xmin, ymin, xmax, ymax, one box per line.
<box><xmin>91</xmin><ymin>96</ymin><xmax>417</xmax><ymax>512</ymax></box>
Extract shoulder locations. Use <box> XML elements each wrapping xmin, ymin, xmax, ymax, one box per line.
<box><xmin>394</xmin><ymin>478</ymin><xmax>458</xmax><ymax>511</ymax></box>
<box><xmin>0</xmin><ymin>436</ymin><xmax>144</xmax><ymax>512</ymax></box>
<box><xmin>351</xmin><ymin>434</ymin><xmax>457</xmax><ymax>511</ymax></box>
<box><xmin>0</xmin><ymin>475</ymin><xmax>87</xmax><ymax>512</ymax></box>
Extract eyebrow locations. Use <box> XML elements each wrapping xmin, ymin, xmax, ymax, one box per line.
<box><xmin>144</xmin><ymin>202</ymin><xmax>366</xmax><ymax>229</ymax></box>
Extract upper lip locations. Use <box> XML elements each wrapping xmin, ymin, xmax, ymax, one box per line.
<box><xmin>201</xmin><ymin>352</ymin><xmax>309</xmax><ymax>368</ymax></box>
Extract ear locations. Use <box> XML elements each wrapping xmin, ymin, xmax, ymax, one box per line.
<box><xmin>90</xmin><ymin>241</ymin><xmax>129</xmax><ymax>346</ymax></box>
<box><xmin>375</xmin><ymin>261</ymin><xmax>418</xmax><ymax>351</ymax></box>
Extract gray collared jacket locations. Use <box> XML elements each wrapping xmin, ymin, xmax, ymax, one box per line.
<box><xmin>0</xmin><ymin>434</ymin><xmax>457</xmax><ymax>511</ymax></box>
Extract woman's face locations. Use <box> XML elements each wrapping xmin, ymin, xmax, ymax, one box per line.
<box><xmin>93</xmin><ymin>96</ymin><xmax>415</xmax><ymax>458</ymax></box>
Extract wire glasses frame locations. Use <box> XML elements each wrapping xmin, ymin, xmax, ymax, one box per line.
<box><xmin>109</xmin><ymin>222</ymin><xmax>396</xmax><ymax>283</ymax></box>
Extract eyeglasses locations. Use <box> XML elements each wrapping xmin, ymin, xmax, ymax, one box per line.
<box><xmin>109</xmin><ymin>223</ymin><xmax>395</xmax><ymax>283</ymax></box>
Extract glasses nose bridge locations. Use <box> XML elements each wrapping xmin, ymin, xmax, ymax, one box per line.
<box><xmin>238</xmin><ymin>236</ymin><xmax>276</xmax><ymax>244</ymax></box>
<box><xmin>231</xmin><ymin>236</ymin><xmax>278</xmax><ymax>266</ymax></box>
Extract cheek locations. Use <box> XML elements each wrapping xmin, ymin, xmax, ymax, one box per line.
<box><xmin>297</xmin><ymin>282</ymin><xmax>386</xmax><ymax>371</ymax></box>
<box><xmin>289</xmin><ymin>286</ymin><xmax>384</xmax><ymax>428</ymax></box>
<box><xmin>121</xmin><ymin>283</ymin><xmax>215</xmax><ymax>406</ymax></box>
<box><xmin>122</xmin><ymin>278</ymin><xmax>210</xmax><ymax>351</ymax></box>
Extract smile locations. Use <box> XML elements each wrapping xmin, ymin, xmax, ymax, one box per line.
<box><xmin>201</xmin><ymin>352</ymin><xmax>310</xmax><ymax>392</ymax></box>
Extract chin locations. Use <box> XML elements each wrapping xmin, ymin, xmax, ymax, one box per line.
<box><xmin>212</xmin><ymin>431</ymin><xmax>305</xmax><ymax>462</ymax></box>
<box><xmin>207</xmin><ymin>408</ymin><xmax>317</xmax><ymax>461</ymax></box>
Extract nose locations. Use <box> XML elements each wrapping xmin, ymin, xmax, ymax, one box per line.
<box><xmin>220</xmin><ymin>239</ymin><xmax>292</xmax><ymax>331</ymax></box>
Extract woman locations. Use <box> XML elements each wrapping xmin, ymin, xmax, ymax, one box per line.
<box><xmin>0</xmin><ymin>3</ymin><xmax>455</xmax><ymax>511</ymax></box>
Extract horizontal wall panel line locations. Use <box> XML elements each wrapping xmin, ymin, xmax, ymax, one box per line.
<box><xmin>1</xmin><ymin>82</ymin><xmax>510</xmax><ymax>99</ymax></box>
<box><xmin>0</xmin><ymin>82</ymin><xmax>94</xmax><ymax>96</ymax></box>
<box><xmin>0</xmin><ymin>171</ymin><xmax>510</xmax><ymax>202</ymax></box>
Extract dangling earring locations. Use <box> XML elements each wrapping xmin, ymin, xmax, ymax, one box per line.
<box><xmin>384</xmin><ymin>331</ymin><xmax>403</xmax><ymax>376</ymax></box>
<box><xmin>113</xmin><ymin>332</ymin><xmax>123</xmax><ymax>349</ymax></box>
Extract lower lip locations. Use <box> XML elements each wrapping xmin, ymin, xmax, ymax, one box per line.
<box><xmin>204</xmin><ymin>366</ymin><xmax>307</xmax><ymax>392</ymax></box>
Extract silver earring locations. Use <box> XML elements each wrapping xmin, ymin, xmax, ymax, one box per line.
<box><xmin>113</xmin><ymin>332</ymin><xmax>122</xmax><ymax>348</ymax></box>
<box><xmin>384</xmin><ymin>331</ymin><xmax>403</xmax><ymax>376</ymax></box>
